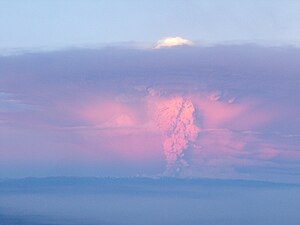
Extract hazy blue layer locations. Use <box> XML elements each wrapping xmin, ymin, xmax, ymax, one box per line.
<box><xmin>0</xmin><ymin>178</ymin><xmax>299</xmax><ymax>225</ymax></box>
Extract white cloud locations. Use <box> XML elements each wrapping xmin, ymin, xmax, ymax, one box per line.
<box><xmin>154</xmin><ymin>36</ymin><xmax>193</xmax><ymax>49</ymax></box>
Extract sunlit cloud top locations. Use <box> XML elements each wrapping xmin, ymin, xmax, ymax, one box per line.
<box><xmin>154</xmin><ymin>37</ymin><xmax>194</xmax><ymax>49</ymax></box>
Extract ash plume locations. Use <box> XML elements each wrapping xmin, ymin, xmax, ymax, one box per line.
<box><xmin>154</xmin><ymin>96</ymin><xmax>200</xmax><ymax>176</ymax></box>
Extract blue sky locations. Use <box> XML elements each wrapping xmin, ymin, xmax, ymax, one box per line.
<box><xmin>1</xmin><ymin>0</ymin><xmax>300</xmax><ymax>50</ymax></box>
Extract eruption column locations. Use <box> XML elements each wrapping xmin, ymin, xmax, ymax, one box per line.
<box><xmin>155</xmin><ymin>97</ymin><xmax>200</xmax><ymax>175</ymax></box>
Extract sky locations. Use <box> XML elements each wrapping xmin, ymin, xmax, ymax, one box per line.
<box><xmin>1</xmin><ymin>0</ymin><xmax>300</xmax><ymax>51</ymax></box>
<box><xmin>0</xmin><ymin>1</ymin><xmax>300</xmax><ymax>182</ymax></box>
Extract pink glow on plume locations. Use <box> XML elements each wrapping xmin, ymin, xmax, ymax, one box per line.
<box><xmin>148</xmin><ymin>96</ymin><xmax>200</xmax><ymax>175</ymax></box>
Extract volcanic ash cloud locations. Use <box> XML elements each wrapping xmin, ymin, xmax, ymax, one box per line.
<box><xmin>154</xmin><ymin>97</ymin><xmax>200</xmax><ymax>175</ymax></box>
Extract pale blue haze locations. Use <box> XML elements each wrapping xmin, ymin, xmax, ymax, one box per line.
<box><xmin>1</xmin><ymin>0</ymin><xmax>300</xmax><ymax>49</ymax></box>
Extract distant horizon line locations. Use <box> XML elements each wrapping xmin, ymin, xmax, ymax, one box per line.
<box><xmin>1</xmin><ymin>39</ymin><xmax>300</xmax><ymax>56</ymax></box>
<box><xmin>1</xmin><ymin>175</ymin><xmax>299</xmax><ymax>186</ymax></box>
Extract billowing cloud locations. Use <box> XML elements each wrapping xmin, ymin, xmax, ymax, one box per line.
<box><xmin>148</xmin><ymin>95</ymin><xmax>199</xmax><ymax>175</ymax></box>
<box><xmin>154</xmin><ymin>36</ymin><xmax>193</xmax><ymax>49</ymax></box>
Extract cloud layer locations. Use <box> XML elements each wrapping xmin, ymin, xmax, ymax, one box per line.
<box><xmin>0</xmin><ymin>45</ymin><xmax>299</xmax><ymax>181</ymax></box>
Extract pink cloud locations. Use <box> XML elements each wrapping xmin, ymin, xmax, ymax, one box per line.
<box><xmin>52</xmin><ymin>97</ymin><xmax>163</xmax><ymax>164</ymax></box>
<box><xmin>192</xmin><ymin>94</ymin><xmax>277</xmax><ymax>130</ymax></box>
<box><xmin>36</xmin><ymin>91</ymin><xmax>290</xmax><ymax>177</ymax></box>
<box><xmin>258</xmin><ymin>146</ymin><xmax>280</xmax><ymax>159</ymax></box>
<box><xmin>193</xmin><ymin>96</ymin><xmax>247</xmax><ymax>128</ymax></box>
<box><xmin>80</xmin><ymin>100</ymin><xmax>139</xmax><ymax>127</ymax></box>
